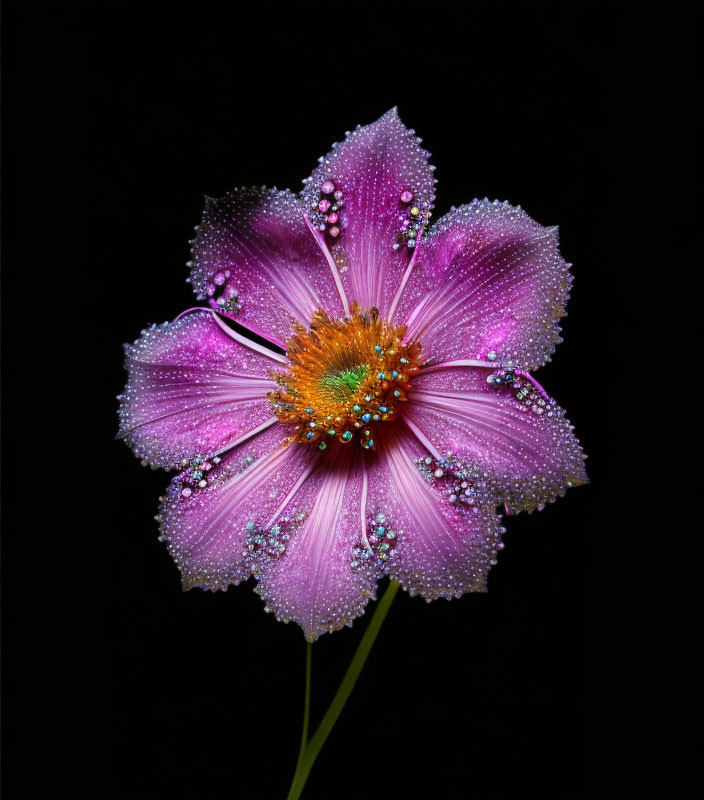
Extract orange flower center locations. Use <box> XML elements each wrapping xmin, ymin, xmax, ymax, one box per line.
<box><xmin>269</xmin><ymin>304</ymin><xmax>422</xmax><ymax>450</ymax></box>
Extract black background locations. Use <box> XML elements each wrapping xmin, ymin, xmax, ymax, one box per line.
<box><xmin>2</xmin><ymin>2</ymin><xmax>701</xmax><ymax>798</ymax></box>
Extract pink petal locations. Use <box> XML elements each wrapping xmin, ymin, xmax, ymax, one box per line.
<box><xmin>395</xmin><ymin>200</ymin><xmax>572</xmax><ymax>370</ymax></box>
<box><xmin>254</xmin><ymin>445</ymin><xmax>378</xmax><ymax>642</ymax></box>
<box><xmin>301</xmin><ymin>108</ymin><xmax>436</xmax><ymax>316</ymax></box>
<box><xmin>189</xmin><ymin>187</ymin><xmax>344</xmax><ymax>346</ymax></box>
<box><xmin>407</xmin><ymin>364</ymin><xmax>588</xmax><ymax>514</ymax></box>
<box><xmin>366</xmin><ymin>425</ymin><xmax>505</xmax><ymax>600</ymax></box>
<box><xmin>157</xmin><ymin>425</ymin><xmax>317</xmax><ymax>591</ymax></box>
<box><xmin>118</xmin><ymin>311</ymin><xmax>279</xmax><ymax>468</ymax></box>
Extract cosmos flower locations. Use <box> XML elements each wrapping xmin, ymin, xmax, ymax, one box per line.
<box><xmin>118</xmin><ymin>109</ymin><xmax>587</xmax><ymax>642</ymax></box>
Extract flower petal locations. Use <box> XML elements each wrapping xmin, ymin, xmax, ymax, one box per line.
<box><xmin>395</xmin><ymin>200</ymin><xmax>572</xmax><ymax>370</ymax></box>
<box><xmin>157</xmin><ymin>425</ymin><xmax>317</xmax><ymax>591</ymax></box>
<box><xmin>406</xmin><ymin>364</ymin><xmax>588</xmax><ymax>513</ymax></box>
<box><xmin>366</xmin><ymin>426</ymin><xmax>505</xmax><ymax>600</ymax></box>
<box><xmin>301</xmin><ymin>108</ymin><xmax>436</xmax><ymax>316</ymax></box>
<box><xmin>254</xmin><ymin>445</ymin><xmax>377</xmax><ymax>641</ymax></box>
<box><xmin>189</xmin><ymin>187</ymin><xmax>344</xmax><ymax>346</ymax></box>
<box><xmin>118</xmin><ymin>311</ymin><xmax>279</xmax><ymax>468</ymax></box>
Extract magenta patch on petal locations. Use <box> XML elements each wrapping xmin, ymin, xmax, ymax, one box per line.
<box><xmin>394</xmin><ymin>199</ymin><xmax>572</xmax><ymax>370</ymax></box>
<box><xmin>407</xmin><ymin>364</ymin><xmax>588</xmax><ymax>513</ymax></box>
<box><xmin>118</xmin><ymin>312</ymin><xmax>278</xmax><ymax>468</ymax></box>
<box><xmin>301</xmin><ymin>108</ymin><xmax>436</xmax><ymax>316</ymax></box>
<box><xmin>189</xmin><ymin>187</ymin><xmax>344</xmax><ymax>346</ymax></box>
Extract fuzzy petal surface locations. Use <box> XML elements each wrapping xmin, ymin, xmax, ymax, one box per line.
<box><xmin>301</xmin><ymin>108</ymin><xmax>436</xmax><ymax>316</ymax></box>
<box><xmin>118</xmin><ymin>312</ymin><xmax>278</xmax><ymax>468</ymax></box>
<box><xmin>395</xmin><ymin>200</ymin><xmax>572</xmax><ymax>370</ymax></box>
<box><xmin>189</xmin><ymin>187</ymin><xmax>344</xmax><ymax>346</ymax></box>
<box><xmin>365</xmin><ymin>426</ymin><xmax>505</xmax><ymax>600</ymax></box>
<box><xmin>407</xmin><ymin>365</ymin><xmax>588</xmax><ymax>513</ymax></box>
<box><xmin>254</xmin><ymin>445</ymin><xmax>378</xmax><ymax>641</ymax></box>
<box><xmin>157</xmin><ymin>425</ymin><xmax>317</xmax><ymax>591</ymax></box>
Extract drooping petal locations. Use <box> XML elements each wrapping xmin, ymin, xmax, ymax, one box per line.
<box><xmin>254</xmin><ymin>445</ymin><xmax>378</xmax><ymax>641</ymax></box>
<box><xmin>394</xmin><ymin>200</ymin><xmax>572</xmax><ymax>370</ymax></box>
<box><xmin>301</xmin><ymin>108</ymin><xmax>437</xmax><ymax>316</ymax></box>
<box><xmin>157</xmin><ymin>425</ymin><xmax>318</xmax><ymax>591</ymax></box>
<box><xmin>118</xmin><ymin>311</ymin><xmax>279</xmax><ymax>468</ymax></box>
<box><xmin>406</xmin><ymin>364</ymin><xmax>588</xmax><ymax>514</ymax></box>
<box><xmin>365</xmin><ymin>425</ymin><xmax>505</xmax><ymax>600</ymax></box>
<box><xmin>189</xmin><ymin>187</ymin><xmax>345</xmax><ymax>346</ymax></box>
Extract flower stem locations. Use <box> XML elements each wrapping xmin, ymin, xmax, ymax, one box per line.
<box><xmin>285</xmin><ymin>580</ymin><xmax>400</xmax><ymax>800</ymax></box>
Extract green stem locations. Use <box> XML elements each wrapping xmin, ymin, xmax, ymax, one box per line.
<box><xmin>285</xmin><ymin>580</ymin><xmax>400</xmax><ymax>800</ymax></box>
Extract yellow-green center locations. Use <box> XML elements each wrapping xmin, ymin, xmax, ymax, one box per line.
<box><xmin>318</xmin><ymin>365</ymin><xmax>370</xmax><ymax>403</ymax></box>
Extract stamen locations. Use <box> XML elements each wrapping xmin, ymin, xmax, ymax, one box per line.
<box><xmin>269</xmin><ymin>304</ymin><xmax>422</xmax><ymax>450</ymax></box>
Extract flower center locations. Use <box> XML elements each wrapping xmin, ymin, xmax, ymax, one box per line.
<box><xmin>318</xmin><ymin>364</ymin><xmax>370</xmax><ymax>403</ymax></box>
<box><xmin>269</xmin><ymin>305</ymin><xmax>422</xmax><ymax>450</ymax></box>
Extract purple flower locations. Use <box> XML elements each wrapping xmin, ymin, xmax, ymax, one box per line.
<box><xmin>118</xmin><ymin>109</ymin><xmax>587</xmax><ymax>641</ymax></box>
